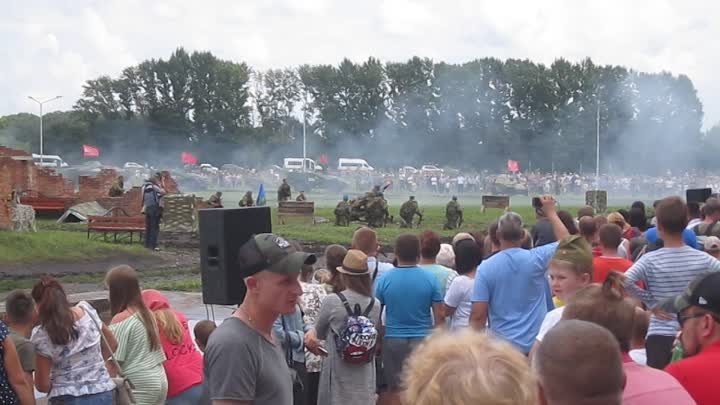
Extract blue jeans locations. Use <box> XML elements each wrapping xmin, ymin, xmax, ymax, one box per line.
<box><xmin>49</xmin><ymin>390</ymin><xmax>113</xmax><ymax>405</ymax></box>
<box><xmin>165</xmin><ymin>384</ymin><xmax>204</xmax><ymax>405</ymax></box>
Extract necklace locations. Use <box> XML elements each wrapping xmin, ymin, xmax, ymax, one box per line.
<box><xmin>237</xmin><ymin>306</ymin><xmax>275</xmax><ymax>344</ymax></box>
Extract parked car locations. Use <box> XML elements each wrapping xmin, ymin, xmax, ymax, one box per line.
<box><xmin>123</xmin><ymin>162</ymin><xmax>144</xmax><ymax>170</ymax></box>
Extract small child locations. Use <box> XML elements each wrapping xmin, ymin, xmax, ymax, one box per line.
<box><xmin>193</xmin><ymin>320</ymin><xmax>217</xmax><ymax>352</ymax></box>
<box><xmin>3</xmin><ymin>290</ymin><xmax>37</xmax><ymax>386</ymax></box>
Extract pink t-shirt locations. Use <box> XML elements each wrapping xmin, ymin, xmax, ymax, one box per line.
<box><xmin>622</xmin><ymin>354</ymin><xmax>696</xmax><ymax>405</ymax></box>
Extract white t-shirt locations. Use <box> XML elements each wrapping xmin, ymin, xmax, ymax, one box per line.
<box><xmin>535</xmin><ymin>306</ymin><xmax>565</xmax><ymax>342</ymax></box>
<box><xmin>444</xmin><ymin>275</ymin><xmax>475</xmax><ymax>329</ymax></box>
<box><xmin>629</xmin><ymin>348</ymin><xmax>647</xmax><ymax>366</ymax></box>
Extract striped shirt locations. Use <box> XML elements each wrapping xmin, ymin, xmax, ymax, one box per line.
<box><xmin>624</xmin><ymin>246</ymin><xmax>720</xmax><ymax>337</ymax></box>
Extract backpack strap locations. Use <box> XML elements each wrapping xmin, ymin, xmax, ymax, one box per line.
<box><xmin>336</xmin><ymin>292</ymin><xmax>354</xmax><ymax>317</ymax></box>
<box><xmin>371</xmin><ymin>260</ymin><xmax>380</xmax><ymax>282</ymax></box>
<box><xmin>705</xmin><ymin>220</ymin><xmax>719</xmax><ymax>237</ymax></box>
<box><xmin>362</xmin><ymin>297</ymin><xmax>375</xmax><ymax>317</ymax></box>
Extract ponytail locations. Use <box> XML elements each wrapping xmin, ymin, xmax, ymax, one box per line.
<box><xmin>602</xmin><ymin>272</ymin><xmax>626</xmax><ymax>301</ymax></box>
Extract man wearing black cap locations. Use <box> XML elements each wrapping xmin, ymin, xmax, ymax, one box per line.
<box><xmin>203</xmin><ymin>233</ymin><xmax>316</xmax><ymax>405</ymax></box>
<box><xmin>664</xmin><ymin>272</ymin><xmax>720</xmax><ymax>405</ymax></box>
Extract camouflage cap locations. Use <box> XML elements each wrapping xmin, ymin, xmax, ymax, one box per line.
<box><xmin>236</xmin><ymin>233</ymin><xmax>316</xmax><ymax>278</ymax></box>
<box><xmin>552</xmin><ymin>235</ymin><xmax>593</xmax><ymax>270</ymax></box>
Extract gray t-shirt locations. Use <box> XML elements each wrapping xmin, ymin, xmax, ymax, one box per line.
<box><xmin>203</xmin><ymin>317</ymin><xmax>292</xmax><ymax>405</ymax></box>
<box><xmin>531</xmin><ymin>218</ymin><xmax>557</xmax><ymax>247</ymax></box>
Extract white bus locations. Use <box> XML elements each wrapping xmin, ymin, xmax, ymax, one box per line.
<box><xmin>337</xmin><ymin>158</ymin><xmax>374</xmax><ymax>172</ymax></box>
<box><xmin>32</xmin><ymin>154</ymin><xmax>69</xmax><ymax>168</ymax></box>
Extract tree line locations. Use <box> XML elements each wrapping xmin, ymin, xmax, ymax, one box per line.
<box><xmin>1</xmin><ymin>47</ymin><xmax>717</xmax><ymax>174</ymax></box>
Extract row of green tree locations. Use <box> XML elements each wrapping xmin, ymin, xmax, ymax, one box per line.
<box><xmin>1</xmin><ymin>47</ymin><xmax>718</xmax><ymax>173</ymax></box>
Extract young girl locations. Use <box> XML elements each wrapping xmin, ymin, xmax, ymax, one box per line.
<box><xmin>106</xmin><ymin>265</ymin><xmax>168</xmax><ymax>405</ymax></box>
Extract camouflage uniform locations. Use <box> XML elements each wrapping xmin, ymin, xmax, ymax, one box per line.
<box><xmin>367</xmin><ymin>194</ymin><xmax>389</xmax><ymax>228</ymax></box>
<box><xmin>334</xmin><ymin>197</ymin><xmax>351</xmax><ymax>226</ymax></box>
<box><xmin>207</xmin><ymin>192</ymin><xmax>223</xmax><ymax>208</ymax></box>
<box><xmin>399</xmin><ymin>197</ymin><xmax>421</xmax><ymax>228</ymax></box>
<box><xmin>109</xmin><ymin>176</ymin><xmax>124</xmax><ymax>197</ymax></box>
<box><xmin>239</xmin><ymin>192</ymin><xmax>254</xmax><ymax>207</ymax></box>
<box><xmin>278</xmin><ymin>180</ymin><xmax>292</xmax><ymax>202</ymax></box>
<box><xmin>444</xmin><ymin>196</ymin><xmax>463</xmax><ymax>230</ymax></box>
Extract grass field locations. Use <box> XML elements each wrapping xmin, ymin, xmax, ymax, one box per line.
<box><xmin>0</xmin><ymin>229</ymin><xmax>149</xmax><ymax>264</ymax></box>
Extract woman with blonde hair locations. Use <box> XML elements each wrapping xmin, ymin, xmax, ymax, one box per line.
<box><xmin>403</xmin><ymin>330</ymin><xmax>537</xmax><ymax>405</ymax></box>
<box><xmin>106</xmin><ymin>266</ymin><xmax>168</xmax><ymax>405</ymax></box>
<box><xmin>141</xmin><ymin>290</ymin><xmax>203</xmax><ymax>405</ymax></box>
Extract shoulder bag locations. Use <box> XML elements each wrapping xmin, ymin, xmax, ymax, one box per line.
<box><xmin>88</xmin><ymin>309</ymin><xmax>137</xmax><ymax>405</ymax></box>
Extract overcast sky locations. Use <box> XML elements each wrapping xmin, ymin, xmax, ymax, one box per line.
<box><xmin>2</xmin><ymin>0</ymin><xmax>719</xmax><ymax>128</ymax></box>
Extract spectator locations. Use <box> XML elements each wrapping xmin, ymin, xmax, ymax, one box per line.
<box><xmin>484</xmin><ymin>221</ymin><xmax>500</xmax><ymax>258</ymax></box>
<box><xmin>419</xmin><ymin>230</ymin><xmax>458</xmax><ymax>293</ymax></box>
<box><xmin>203</xmin><ymin>234</ymin><xmax>316</xmax><ymax>405</ymax></box>
<box><xmin>31</xmin><ymin>276</ymin><xmax>116</xmax><ymax>405</ymax></box>
<box><xmin>531</xmin><ymin>207</ymin><xmax>558</xmax><ymax>247</ymax></box>
<box><xmin>630</xmin><ymin>308</ymin><xmax>650</xmax><ymax>366</ymax></box>
<box><xmin>273</xmin><ymin>305</ymin><xmax>308</xmax><ymax>405</ymax></box>
<box><xmin>375</xmin><ymin>234</ymin><xmax>444</xmax><ymax>404</ymax></box>
<box><xmin>624</xmin><ymin>197</ymin><xmax>720</xmax><ymax>369</ymax></box>
<box><xmin>299</xmin><ymin>264</ymin><xmax>328</xmax><ymax>405</ymax></box>
<box><xmin>445</xmin><ymin>239</ymin><xmax>482</xmax><ymax>329</ymax></box>
<box><xmin>532</xmin><ymin>235</ymin><xmax>593</xmax><ymax>347</ymax></box>
<box><xmin>703</xmin><ymin>236</ymin><xmax>720</xmax><ymax>259</ymax></box>
<box><xmin>557</xmin><ymin>210</ymin><xmax>579</xmax><ymax>235</ymax></box>
<box><xmin>562</xmin><ymin>275</ymin><xmax>695</xmax><ymax>405</ymax></box>
<box><xmin>310</xmin><ymin>250</ymin><xmax>381</xmax><ymax>405</ymax></box>
<box><xmin>106</xmin><ymin>266</ymin><xmax>168</xmax><ymax>405</ymax></box>
<box><xmin>577</xmin><ymin>205</ymin><xmax>595</xmax><ymax>219</ymax></box>
<box><xmin>690</xmin><ymin>197</ymin><xmax>720</xmax><ymax>240</ymax></box>
<box><xmin>664</xmin><ymin>271</ymin><xmax>720</xmax><ymax>405</ymax></box>
<box><xmin>352</xmin><ymin>227</ymin><xmax>393</xmax><ymax>285</ymax></box>
<box><xmin>520</xmin><ymin>230</ymin><xmax>534</xmax><ymax>249</ymax></box>
<box><xmin>403</xmin><ymin>331</ymin><xmax>537</xmax><ymax>405</ymax></box>
<box><xmin>322</xmin><ymin>245</ymin><xmax>348</xmax><ymax>293</ymax></box>
<box><xmin>451</xmin><ymin>232</ymin><xmax>475</xmax><ymax>247</ymax></box>
<box><xmin>533</xmin><ymin>320</ymin><xmax>625</xmax><ymax>405</ymax></box>
<box><xmin>578</xmin><ymin>216</ymin><xmax>599</xmax><ymax>255</ymax></box>
<box><xmin>3</xmin><ymin>291</ymin><xmax>36</xmax><ymax>390</ymax></box>
<box><xmin>644</xmin><ymin>224</ymin><xmax>699</xmax><ymax>250</ymax></box>
<box><xmin>629</xmin><ymin>207</ymin><xmax>649</xmax><ymax>233</ymax></box>
<box><xmin>435</xmin><ymin>243</ymin><xmax>455</xmax><ymax>269</ymax></box>
<box><xmin>618</xmin><ymin>208</ymin><xmax>631</xmax><ymax>223</ymax></box>
<box><xmin>0</xmin><ymin>319</ymin><xmax>33</xmax><ymax>405</ymax></box>
<box><xmin>192</xmin><ymin>321</ymin><xmax>216</xmax><ymax>353</ymax></box>
<box><xmin>470</xmin><ymin>196</ymin><xmax>569</xmax><ymax>354</ymax></box>
<box><xmin>593</xmin><ymin>224</ymin><xmax>634</xmax><ymax>284</ymax></box>
<box><xmin>141</xmin><ymin>289</ymin><xmax>203</xmax><ymax>405</ymax></box>
<box><xmin>686</xmin><ymin>201</ymin><xmax>702</xmax><ymax>230</ymax></box>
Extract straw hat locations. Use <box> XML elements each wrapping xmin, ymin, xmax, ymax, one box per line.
<box><xmin>336</xmin><ymin>249</ymin><xmax>370</xmax><ymax>275</ymax></box>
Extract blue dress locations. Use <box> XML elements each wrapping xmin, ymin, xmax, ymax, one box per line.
<box><xmin>0</xmin><ymin>321</ymin><xmax>19</xmax><ymax>405</ymax></box>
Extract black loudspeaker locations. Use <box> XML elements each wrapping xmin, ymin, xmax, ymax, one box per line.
<box><xmin>686</xmin><ymin>188</ymin><xmax>712</xmax><ymax>204</ymax></box>
<box><xmin>199</xmin><ymin>207</ymin><xmax>272</xmax><ymax>305</ymax></box>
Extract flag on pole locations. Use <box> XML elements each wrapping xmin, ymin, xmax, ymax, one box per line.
<box><xmin>82</xmin><ymin>145</ymin><xmax>100</xmax><ymax>158</ymax></box>
<box><xmin>256</xmin><ymin>184</ymin><xmax>266</xmax><ymax>206</ymax></box>
<box><xmin>507</xmin><ymin>160</ymin><xmax>520</xmax><ymax>173</ymax></box>
<box><xmin>181</xmin><ymin>152</ymin><xmax>198</xmax><ymax>165</ymax></box>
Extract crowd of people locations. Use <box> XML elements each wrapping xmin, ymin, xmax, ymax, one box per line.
<box><xmin>3</xmin><ymin>193</ymin><xmax>720</xmax><ymax>405</ymax></box>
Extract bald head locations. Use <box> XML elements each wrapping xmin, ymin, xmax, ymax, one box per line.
<box><xmin>534</xmin><ymin>320</ymin><xmax>625</xmax><ymax>405</ymax></box>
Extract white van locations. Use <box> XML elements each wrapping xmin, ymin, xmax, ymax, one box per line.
<box><xmin>32</xmin><ymin>154</ymin><xmax>69</xmax><ymax>168</ymax></box>
<box><xmin>338</xmin><ymin>158</ymin><xmax>374</xmax><ymax>172</ymax></box>
<box><xmin>283</xmin><ymin>158</ymin><xmax>322</xmax><ymax>172</ymax></box>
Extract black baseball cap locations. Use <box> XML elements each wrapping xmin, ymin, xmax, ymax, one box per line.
<box><xmin>236</xmin><ymin>233</ymin><xmax>316</xmax><ymax>278</ymax></box>
<box><xmin>661</xmin><ymin>272</ymin><xmax>720</xmax><ymax>314</ymax></box>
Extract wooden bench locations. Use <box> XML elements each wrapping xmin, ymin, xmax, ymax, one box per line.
<box><xmin>481</xmin><ymin>195</ymin><xmax>511</xmax><ymax>213</ymax></box>
<box><xmin>19</xmin><ymin>196</ymin><xmax>72</xmax><ymax>215</ymax></box>
<box><xmin>277</xmin><ymin>201</ymin><xmax>315</xmax><ymax>225</ymax></box>
<box><xmin>87</xmin><ymin>207</ymin><xmax>145</xmax><ymax>243</ymax></box>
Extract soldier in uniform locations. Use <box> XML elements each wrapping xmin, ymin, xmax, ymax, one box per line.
<box><xmin>278</xmin><ymin>179</ymin><xmax>292</xmax><ymax>202</ymax></box>
<box><xmin>444</xmin><ymin>195</ymin><xmax>463</xmax><ymax>230</ymax></box>
<box><xmin>109</xmin><ymin>175</ymin><xmax>124</xmax><ymax>197</ymax></box>
<box><xmin>296</xmin><ymin>191</ymin><xmax>307</xmax><ymax>202</ymax></box>
<box><xmin>334</xmin><ymin>195</ymin><xmax>351</xmax><ymax>226</ymax></box>
<box><xmin>366</xmin><ymin>192</ymin><xmax>390</xmax><ymax>228</ymax></box>
<box><xmin>238</xmin><ymin>191</ymin><xmax>254</xmax><ymax>207</ymax></box>
<box><xmin>207</xmin><ymin>191</ymin><xmax>223</xmax><ymax>208</ymax></box>
<box><xmin>399</xmin><ymin>196</ymin><xmax>422</xmax><ymax>228</ymax></box>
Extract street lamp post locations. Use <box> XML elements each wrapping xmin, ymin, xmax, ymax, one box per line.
<box><xmin>27</xmin><ymin>96</ymin><xmax>62</xmax><ymax>164</ymax></box>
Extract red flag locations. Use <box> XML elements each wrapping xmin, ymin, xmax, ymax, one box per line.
<box><xmin>319</xmin><ymin>154</ymin><xmax>329</xmax><ymax>166</ymax></box>
<box><xmin>507</xmin><ymin>160</ymin><xmax>520</xmax><ymax>173</ymax></box>
<box><xmin>181</xmin><ymin>152</ymin><xmax>198</xmax><ymax>165</ymax></box>
<box><xmin>82</xmin><ymin>145</ymin><xmax>100</xmax><ymax>158</ymax></box>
